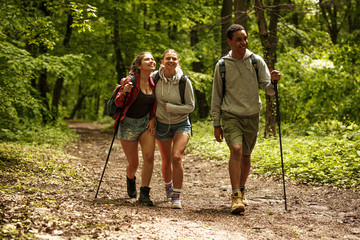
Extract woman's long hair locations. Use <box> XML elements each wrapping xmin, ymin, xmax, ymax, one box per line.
<box><xmin>129</xmin><ymin>51</ymin><xmax>152</xmax><ymax>75</ymax></box>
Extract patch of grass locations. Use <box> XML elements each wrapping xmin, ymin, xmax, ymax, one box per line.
<box><xmin>188</xmin><ymin>120</ymin><xmax>360</xmax><ymax>189</ymax></box>
<box><xmin>0</xmin><ymin>121</ymin><xmax>77</xmax><ymax>147</ymax></box>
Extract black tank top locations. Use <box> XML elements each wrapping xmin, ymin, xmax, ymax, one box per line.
<box><xmin>126</xmin><ymin>90</ymin><xmax>155</xmax><ymax>118</ymax></box>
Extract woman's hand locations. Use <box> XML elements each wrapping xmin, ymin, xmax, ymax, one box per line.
<box><xmin>147</xmin><ymin>118</ymin><xmax>156</xmax><ymax>136</ymax></box>
<box><xmin>123</xmin><ymin>83</ymin><xmax>133</xmax><ymax>93</ymax></box>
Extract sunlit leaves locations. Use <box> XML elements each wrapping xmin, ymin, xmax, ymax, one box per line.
<box><xmin>70</xmin><ymin>2</ymin><xmax>98</xmax><ymax>33</ymax></box>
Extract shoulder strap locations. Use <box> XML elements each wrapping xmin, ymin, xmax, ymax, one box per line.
<box><xmin>179</xmin><ymin>75</ymin><xmax>187</xmax><ymax>104</ymax></box>
<box><xmin>218</xmin><ymin>58</ymin><xmax>226</xmax><ymax>96</ymax></box>
<box><xmin>153</xmin><ymin>71</ymin><xmax>160</xmax><ymax>85</ymax></box>
<box><xmin>250</xmin><ymin>54</ymin><xmax>259</xmax><ymax>83</ymax></box>
<box><xmin>179</xmin><ymin>74</ymin><xmax>193</xmax><ymax>136</ymax></box>
<box><xmin>129</xmin><ymin>75</ymin><xmax>137</xmax><ymax>85</ymax></box>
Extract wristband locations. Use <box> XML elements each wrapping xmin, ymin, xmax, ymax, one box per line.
<box><xmin>214</xmin><ymin>126</ymin><xmax>221</xmax><ymax>128</ymax></box>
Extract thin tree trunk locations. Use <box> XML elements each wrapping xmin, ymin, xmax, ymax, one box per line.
<box><xmin>51</xmin><ymin>14</ymin><xmax>73</xmax><ymax>119</ymax></box>
<box><xmin>69</xmin><ymin>94</ymin><xmax>86</xmax><ymax>119</ymax></box>
<box><xmin>191</xmin><ymin>26</ymin><xmax>209</xmax><ymax>119</ymax></box>
<box><xmin>234</xmin><ymin>0</ymin><xmax>248</xmax><ymax>30</ymax></box>
<box><xmin>113</xmin><ymin>18</ymin><xmax>126</xmax><ymax>84</ymax></box>
<box><xmin>254</xmin><ymin>0</ymin><xmax>280</xmax><ymax>138</ymax></box>
<box><xmin>221</xmin><ymin>0</ymin><xmax>232</xmax><ymax>56</ymax></box>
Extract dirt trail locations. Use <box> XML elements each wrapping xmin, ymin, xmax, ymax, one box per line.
<box><xmin>62</xmin><ymin>121</ymin><xmax>359</xmax><ymax>239</ymax></box>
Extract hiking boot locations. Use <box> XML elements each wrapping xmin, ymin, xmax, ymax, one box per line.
<box><xmin>171</xmin><ymin>194</ymin><xmax>182</xmax><ymax>209</ymax></box>
<box><xmin>138</xmin><ymin>186</ymin><xmax>154</xmax><ymax>206</ymax></box>
<box><xmin>126</xmin><ymin>176</ymin><xmax>137</xmax><ymax>198</ymax></box>
<box><xmin>231</xmin><ymin>191</ymin><xmax>245</xmax><ymax>214</ymax></box>
<box><xmin>165</xmin><ymin>185</ymin><xmax>173</xmax><ymax>201</ymax></box>
<box><xmin>241</xmin><ymin>188</ymin><xmax>249</xmax><ymax>206</ymax></box>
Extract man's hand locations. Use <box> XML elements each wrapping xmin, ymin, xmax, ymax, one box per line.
<box><xmin>271</xmin><ymin>70</ymin><xmax>281</xmax><ymax>82</ymax></box>
<box><xmin>214</xmin><ymin>127</ymin><xmax>223</xmax><ymax>142</ymax></box>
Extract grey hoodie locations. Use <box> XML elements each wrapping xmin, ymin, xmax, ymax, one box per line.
<box><xmin>211</xmin><ymin>49</ymin><xmax>275</xmax><ymax>127</ymax></box>
<box><xmin>152</xmin><ymin>67</ymin><xmax>195</xmax><ymax>124</ymax></box>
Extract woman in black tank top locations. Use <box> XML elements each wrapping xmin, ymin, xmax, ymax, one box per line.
<box><xmin>115</xmin><ymin>52</ymin><xmax>156</xmax><ymax>206</ymax></box>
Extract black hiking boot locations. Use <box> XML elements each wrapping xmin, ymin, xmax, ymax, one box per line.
<box><xmin>127</xmin><ymin>176</ymin><xmax>137</xmax><ymax>198</ymax></box>
<box><xmin>138</xmin><ymin>186</ymin><xmax>154</xmax><ymax>206</ymax></box>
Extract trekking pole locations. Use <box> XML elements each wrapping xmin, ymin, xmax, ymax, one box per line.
<box><xmin>274</xmin><ymin>80</ymin><xmax>287</xmax><ymax>210</ymax></box>
<box><xmin>95</xmin><ymin>83</ymin><xmax>131</xmax><ymax>198</ymax></box>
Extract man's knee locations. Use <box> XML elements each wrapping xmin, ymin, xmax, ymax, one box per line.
<box><xmin>230</xmin><ymin>144</ymin><xmax>242</xmax><ymax>156</ymax></box>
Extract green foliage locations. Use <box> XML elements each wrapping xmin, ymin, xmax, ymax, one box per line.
<box><xmin>188</xmin><ymin>120</ymin><xmax>360</xmax><ymax>189</ymax></box>
<box><xmin>0</xmin><ymin>41</ymin><xmax>45</xmax><ymax>130</ymax></box>
<box><xmin>0</xmin><ymin>121</ymin><xmax>77</xmax><ymax>148</ymax></box>
<box><xmin>187</xmin><ymin>119</ymin><xmax>230</xmax><ymax>160</ymax></box>
<box><xmin>275</xmin><ymin>42</ymin><xmax>360</xmax><ymax>124</ymax></box>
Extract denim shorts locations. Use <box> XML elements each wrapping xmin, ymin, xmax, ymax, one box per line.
<box><xmin>155</xmin><ymin>118</ymin><xmax>191</xmax><ymax>141</ymax></box>
<box><xmin>117</xmin><ymin>114</ymin><xmax>149</xmax><ymax>141</ymax></box>
<box><xmin>222</xmin><ymin>112</ymin><xmax>259</xmax><ymax>155</ymax></box>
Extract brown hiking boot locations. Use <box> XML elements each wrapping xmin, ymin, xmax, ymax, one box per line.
<box><xmin>231</xmin><ymin>191</ymin><xmax>245</xmax><ymax>214</ymax></box>
<box><xmin>241</xmin><ymin>188</ymin><xmax>249</xmax><ymax>206</ymax></box>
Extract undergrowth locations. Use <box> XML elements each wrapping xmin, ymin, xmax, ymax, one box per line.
<box><xmin>0</xmin><ymin>122</ymin><xmax>87</xmax><ymax>239</ymax></box>
<box><xmin>188</xmin><ymin>120</ymin><xmax>360</xmax><ymax>189</ymax></box>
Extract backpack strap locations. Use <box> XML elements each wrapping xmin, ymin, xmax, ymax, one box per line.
<box><xmin>179</xmin><ymin>74</ymin><xmax>193</xmax><ymax>136</ymax></box>
<box><xmin>250</xmin><ymin>53</ymin><xmax>259</xmax><ymax>83</ymax></box>
<box><xmin>179</xmin><ymin>75</ymin><xmax>188</xmax><ymax>104</ymax></box>
<box><xmin>153</xmin><ymin>71</ymin><xmax>160</xmax><ymax>85</ymax></box>
<box><xmin>129</xmin><ymin>75</ymin><xmax>137</xmax><ymax>85</ymax></box>
<box><xmin>218</xmin><ymin>58</ymin><xmax>226</xmax><ymax>97</ymax></box>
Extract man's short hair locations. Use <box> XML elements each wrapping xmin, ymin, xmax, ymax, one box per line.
<box><xmin>226</xmin><ymin>24</ymin><xmax>246</xmax><ymax>40</ymax></box>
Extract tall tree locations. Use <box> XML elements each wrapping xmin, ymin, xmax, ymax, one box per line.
<box><xmin>51</xmin><ymin>13</ymin><xmax>73</xmax><ymax>119</ymax></box>
<box><xmin>348</xmin><ymin>0</ymin><xmax>360</xmax><ymax>33</ymax></box>
<box><xmin>254</xmin><ymin>0</ymin><xmax>281</xmax><ymax>138</ymax></box>
<box><xmin>319</xmin><ymin>0</ymin><xmax>350</xmax><ymax>44</ymax></box>
<box><xmin>191</xmin><ymin>25</ymin><xmax>209</xmax><ymax>119</ymax></box>
<box><xmin>221</xmin><ymin>0</ymin><xmax>233</xmax><ymax>56</ymax></box>
<box><xmin>234</xmin><ymin>0</ymin><xmax>248</xmax><ymax>29</ymax></box>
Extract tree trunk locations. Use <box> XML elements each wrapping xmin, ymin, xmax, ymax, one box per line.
<box><xmin>113</xmin><ymin>18</ymin><xmax>126</xmax><ymax>84</ymax></box>
<box><xmin>234</xmin><ymin>0</ymin><xmax>248</xmax><ymax>30</ymax></box>
<box><xmin>287</xmin><ymin>0</ymin><xmax>302</xmax><ymax>47</ymax></box>
<box><xmin>254</xmin><ymin>0</ymin><xmax>280</xmax><ymax>138</ymax></box>
<box><xmin>51</xmin><ymin>14</ymin><xmax>73</xmax><ymax>118</ymax></box>
<box><xmin>69</xmin><ymin>94</ymin><xmax>86</xmax><ymax>119</ymax></box>
<box><xmin>348</xmin><ymin>0</ymin><xmax>359</xmax><ymax>33</ymax></box>
<box><xmin>319</xmin><ymin>0</ymin><xmax>350</xmax><ymax>44</ymax></box>
<box><xmin>168</xmin><ymin>23</ymin><xmax>178</xmax><ymax>41</ymax></box>
<box><xmin>221</xmin><ymin>0</ymin><xmax>232</xmax><ymax>56</ymax></box>
<box><xmin>38</xmin><ymin>70</ymin><xmax>49</xmax><ymax>109</ymax></box>
<box><xmin>51</xmin><ymin>75</ymin><xmax>64</xmax><ymax>118</ymax></box>
<box><xmin>191</xmin><ymin>26</ymin><xmax>209</xmax><ymax>119</ymax></box>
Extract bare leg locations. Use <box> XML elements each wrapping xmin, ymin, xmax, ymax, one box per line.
<box><xmin>171</xmin><ymin>132</ymin><xmax>189</xmax><ymax>189</ymax></box>
<box><xmin>157</xmin><ymin>139</ymin><xmax>173</xmax><ymax>184</ymax></box>
<box><xmin>229</xmin><ymin>144</ymin><xmax>242</xmax><ymax>190</ymax></box>
<box><xmin>139</xmin><ymin>131</ymin><xmax>155</xmax><ymax>187</ymax></box>
<box><xmin>240</xmin><ymin>155</ymin><xmax>251</xmax><ymax>186</ymax></box>
<box><xmin>120</xmin><ymin>139</ymin><xmax>139</xmax><ymax>179</ymax></box>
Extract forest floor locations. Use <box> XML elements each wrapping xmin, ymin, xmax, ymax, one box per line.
<box><xmin>3</xmin><ymin>121</ymin><xmax>359</xmax><ymax>239</ymax></box>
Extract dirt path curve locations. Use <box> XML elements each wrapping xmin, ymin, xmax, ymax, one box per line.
<box><xmin>65</xmin><ymin>121</ymin><xmax>359</xmax><ymax>240</ymax></box>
